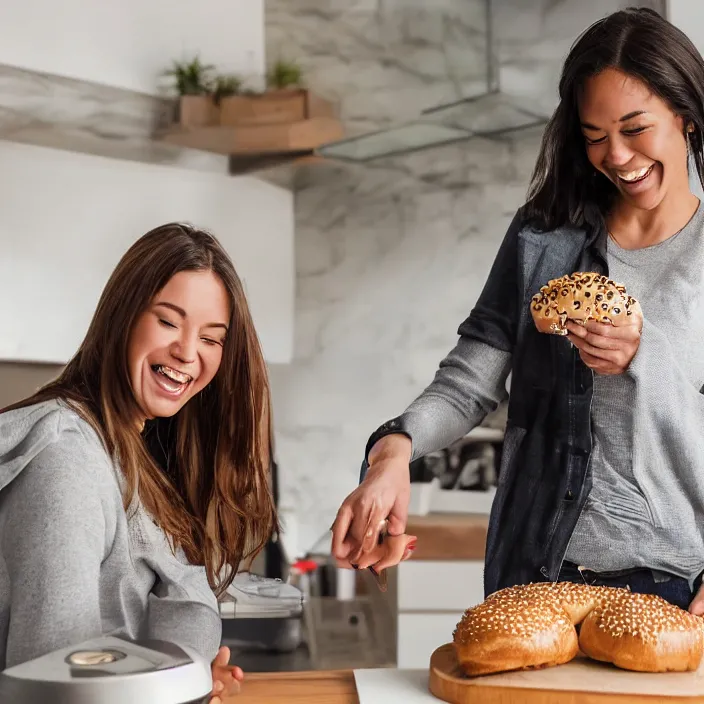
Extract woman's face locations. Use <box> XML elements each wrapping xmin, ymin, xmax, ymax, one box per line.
<box><xmin>578</xmin><ymin>67</ymin><xmax>689</xmax><ymax>212</ymax></box>
<box><xmin>128</xmin><ymin>269</ymin><xmax>230</xmax><ymax>423</ymax></box>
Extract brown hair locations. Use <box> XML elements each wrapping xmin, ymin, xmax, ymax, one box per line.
<box><xmin>3</xmin><ymin>223</ymin><xmax>278</xmax><ymax>596</ymax></box>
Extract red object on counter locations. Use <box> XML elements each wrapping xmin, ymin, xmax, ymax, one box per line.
<box><xmin>291</xmin><ymin>559</ymin><xmax>318</xmax><ymax>573</ymax></box>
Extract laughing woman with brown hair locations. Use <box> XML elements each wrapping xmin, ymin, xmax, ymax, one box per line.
<box><xmin>0</xmin><ymin>223</ymin><xmax>278</xmax><ymax>703</ymax></box>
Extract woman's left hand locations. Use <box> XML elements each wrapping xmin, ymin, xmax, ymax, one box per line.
<box><xmin>566</xmin><ymin>317</ymin><xmax>642</xmax><ymax>375</ymax></box>
<box><xmin>209</xmin><ymin>646</ymin><xmax>244</xmax><ymax>703</ymax></box>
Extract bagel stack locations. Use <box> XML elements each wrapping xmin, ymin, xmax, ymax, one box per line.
<box><xmin>452</xmin><ymin>581</ymin><xmax>704</xmax><ymax>677</ymax></box>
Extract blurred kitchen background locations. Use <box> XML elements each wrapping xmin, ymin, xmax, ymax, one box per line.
<box><xmin>0</xmin><ymin>0</ymin><xmax>691</xmax><ymax>675</ymax></box>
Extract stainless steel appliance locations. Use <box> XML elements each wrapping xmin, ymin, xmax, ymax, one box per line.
<box><xmin>0</xmin><ymin>636</ymin><xmax>212</xmax><ymax>703</ymax></box>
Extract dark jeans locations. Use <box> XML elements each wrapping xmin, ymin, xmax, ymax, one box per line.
<box><xmin>558</xmin><ymin>561</ymin><xmax>703</xmax><ymax>611</ymax></box>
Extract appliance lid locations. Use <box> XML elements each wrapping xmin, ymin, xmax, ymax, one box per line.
<box><xmin>0</xmin><ymin>636</ymin><xmax>212</xmax><ymax>704</ymax></box>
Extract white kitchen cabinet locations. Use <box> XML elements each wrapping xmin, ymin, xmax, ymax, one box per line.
<box><xmin>396</xmin><ymin>559</ymin><xmax>485</xmax><ymax>669</ymax></box>
<box><xmin>397</xmin><ymin>612</ymin><xmax>466</xmax><ymax>669</ymax></box>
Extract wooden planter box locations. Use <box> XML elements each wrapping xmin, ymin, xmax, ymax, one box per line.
<box><xmin>159</xmin><ymin>87</ymin><xmax>343</xmax><ymax>174</ymax></box>
<box><xmin>219</xmin><ymin>88</ymin><xmax>336</xmax><ymax>127</ymax></box>
<box><xmin>176</xmin><ymin>95</ymin><xmax>217</xmax><ymax>128</ymax></box>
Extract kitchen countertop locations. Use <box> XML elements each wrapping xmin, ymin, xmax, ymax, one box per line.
<box><xmin>228</xmin><ymin>668</ymin><xmax>358</xmax><ymax>703</ymax></box>
<box><xmin>228</xmin><ymin>665</ymin><xmax>704</xmax><ymax>704</ymax></box>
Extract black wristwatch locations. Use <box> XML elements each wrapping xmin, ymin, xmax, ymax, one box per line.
<box><xmin>363</xmin><ymin>416</ymin><xmax>412</xmax><ymax>464</ymax></box>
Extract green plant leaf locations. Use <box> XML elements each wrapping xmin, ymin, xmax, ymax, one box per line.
<box><xmin>163</xmin><ymin>55</ymin><xmax>216</xmax><ymax>96</ymax></box>
<box><xmin>213</xmin><ymin>73</ymin><xmax>244</xmax><ymax>103</ymax></box>
<box><xmin>267</xmin><ymin>58</ymin><xmax>304</xmax><ymax>90</ymax></box>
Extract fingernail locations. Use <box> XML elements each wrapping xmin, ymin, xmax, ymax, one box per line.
<box><xmin>215</xmin><ymin>681</ymin><xmax>224</xmax><ymax>692</ymax></box>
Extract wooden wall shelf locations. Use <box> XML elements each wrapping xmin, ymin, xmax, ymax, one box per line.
<box><xmin>158</xmin><ymin>89</ymin><xmax>344</xmax><ymax>174</ymax></box>
<box><xmin>158</xmin><ymin>115</ymin><xmax>344</xmax><ymax>174</ymax></box>
<box><xmin>0</xmin><ymin>64</ymin><xmax>343</xmax><ymax>178</ymax></box>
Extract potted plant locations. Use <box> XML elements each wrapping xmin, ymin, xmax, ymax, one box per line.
<box><xmin>220</xmin><ymin>59</ymin><xmax>310</xmax><ymax>127</ymax></box>
<box><xmin>213</xmin><ymin>73</ymin><xmax>243</xmax><ymax>105</ymax></box>
<box><xmin>267</xmin><ymin>58</ymin><xmax>304</xmax><ymax>91</ymax></box>
<box><xmin>164</xmin><ymin>56</ymin><xmax>216</xmax><ymax>128</ymax></box>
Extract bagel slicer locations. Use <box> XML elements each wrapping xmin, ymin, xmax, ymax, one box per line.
<box><xmin>0</xmin><ymin>636</ymin><xmax>212</xmax><ymax>704</ymax></box>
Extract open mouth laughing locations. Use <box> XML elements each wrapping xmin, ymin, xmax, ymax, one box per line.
<box><xmin>616</xmin><ymin>164</ymin><xmax>654</xmax><ymax>185</ymax></box>
<box><xmin>150</xmin><ymin>364</ymin><xmax>193</xmax><ymax>395</ymax></box>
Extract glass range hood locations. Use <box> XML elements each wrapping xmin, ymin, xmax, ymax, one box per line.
<box><xmin>316</xmin><ymin>0</ymin><xmax>550</xmax><ymax>163</ymax></box>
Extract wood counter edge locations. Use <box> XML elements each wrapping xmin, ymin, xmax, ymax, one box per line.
<box><xmin>243</xmin><ymin>668</ymin><xmax>352</xmax><ymax>682</ymax></box>
<box><xmin>229</xmin><ymin>668</ymin><xmax>359</xmax><ymax>703</ymax></box>
<box><xmin>405</xmin><ymin>512</ymin><xmax>489</xmax><ymax>561</ymax></box>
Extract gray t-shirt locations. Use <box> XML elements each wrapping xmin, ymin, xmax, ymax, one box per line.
<box><xmin>0</xmin><ymin>399</ymin><xmax>222</xmax><ymax>669</ymax></box>
<box><xmin>565</xmin><ymin>202</ymin><xmax>704</xmax><ymax>583</ymax></box>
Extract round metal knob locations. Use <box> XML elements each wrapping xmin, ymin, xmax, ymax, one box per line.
<box><xmin>67</xmin><ymin>649</ymin><xmax>126</xmax><ymax>666</ymax></box>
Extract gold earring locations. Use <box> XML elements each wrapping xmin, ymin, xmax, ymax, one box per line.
<box><xmin>687</xmin><ymin>123</ymin><xmax>695</xmax><ymax>133</ymax></box>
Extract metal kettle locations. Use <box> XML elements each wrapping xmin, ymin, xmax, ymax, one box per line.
<box><xmin>0</xmin><ymin>636</ymin><xmax>212</xmax><ymax>703</ymax></box>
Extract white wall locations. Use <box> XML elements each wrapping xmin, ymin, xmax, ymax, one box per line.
<box><xmin>0</xmin><ymin>0</ymin><xmax>264</xmax><ymax>94</ymax></box>
<box><xmin>0</xmin><ymin>140</ymin><xmax>294</xmax><ymax>365</ymax></box>
<box><xmin>668</xmin><ymin>1</ymin><xmax>704</xmax><ymax>57</ymax></box>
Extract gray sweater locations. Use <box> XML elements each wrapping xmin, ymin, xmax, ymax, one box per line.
<box><xmin>0</xmin><ymin>399</ymin><xmax>221</xmax><ymax>670</ymax></box>
<box><xmin>565</xmin><ymin>203</ymin><xmax>704</xmax><ymax>584</ymax></box>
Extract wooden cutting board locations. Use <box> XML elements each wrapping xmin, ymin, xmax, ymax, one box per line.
<box><xmin>429</xmin><ymin>643</ymin><xmax>704</xmax><ymax>703</ymax></box>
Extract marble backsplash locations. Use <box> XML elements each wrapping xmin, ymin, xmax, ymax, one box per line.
<box><xmin>0</xmin><ymin>64</ymin><xmax>229</xmax><ymax>174</ymax></box>
<box><xmin>266</xmin><ymin>0</ymin><xmax>662</xmax><ymax>556</ymax></box>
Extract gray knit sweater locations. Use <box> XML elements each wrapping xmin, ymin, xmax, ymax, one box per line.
<box><xmin>0</xmin><ymin>399</ymin><xmax>221</xmax><ymax>670</ymax></box>
<box><xmin>565</xmin><ymin>202</ymin><xmax>704</xmax><ymax>585</ymax></box>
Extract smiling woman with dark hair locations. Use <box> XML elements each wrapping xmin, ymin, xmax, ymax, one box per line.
<box><xmin>332</xmin><ymin>7</ymin><xmax>704</xmax><ymax>614</ymax></box>
<box><xmin>0</xmin><ymin>223</ymin><xmax>277</xmax><ymax>703</ymax></box>
<box><xmin>525</xmin><ymin>6</ymin><xmax>704</xmax><ymax>233</ymax></box>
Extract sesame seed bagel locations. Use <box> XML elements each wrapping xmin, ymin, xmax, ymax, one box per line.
<box><xmin>579</xmin><ymin>590</ymin><xmax>704</xmax><ymax>673</ymax></box>
<box><xmin>453</xmin><ymin>582</ymin><xmax>605</xmax><ymax>676</ymax></box>
<box><xmin>530</xmin><ymin>272</ymin><xmax>641</xmax><ymax>336</ymax></box>
<box><xmin>452</xmin><ymin>581</ymin><xmax>704</xmax><ymax>677</ymax></box>
<box><xmin>486</xmin><ymin>580</ymin><xmax>617</xmax><ymax>624</ymax></box>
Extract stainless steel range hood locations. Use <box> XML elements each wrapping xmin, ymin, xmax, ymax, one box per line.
<box><xmin>316</xmin><ymin>0</ymin><xmax>549</xmax><ymax>163</ymax></box>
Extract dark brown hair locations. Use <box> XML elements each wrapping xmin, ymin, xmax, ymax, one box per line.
<box><xmin>524</xmin><ymin>7</ymin><xmax>704</xmax><ymax>232</ymax></box>
<box><xmin>3</xmin><ymin>223</ymin><xmax>278</xmax><ymax>596</ymax></box>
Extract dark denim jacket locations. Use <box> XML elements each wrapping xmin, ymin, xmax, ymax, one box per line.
<box><xmin>362</xmin><ymin>211</ymin><xmax>608</xmax><ymax>597</ymax></box>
